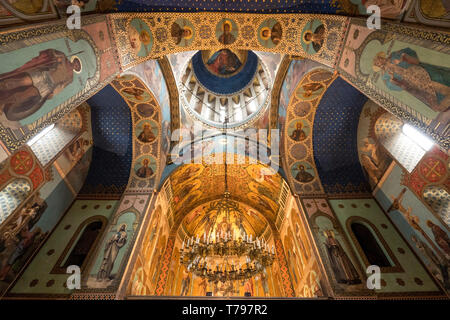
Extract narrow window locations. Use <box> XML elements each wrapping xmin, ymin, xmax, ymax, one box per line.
<box><xmin>351</xmin><ymin>222</ymin><xmax>392</xmax><ymax>267</ymax></box>
<box><xmin>63</xmin><ymin>220</ymin><xmax>103</xmax><ymax>268</ymax></box>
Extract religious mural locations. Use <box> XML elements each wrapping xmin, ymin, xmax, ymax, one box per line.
<box><xmin>110</xmin><ymin>13</ymin><xmax>346</xmax><ymax>70</ymax></box>
<box><xmin>0</xmin><ymin>0</ymin><xmax>57</xmax><ymax>26</ymax></box>
<box><xmin>8</xmin><ymin>199</ymin><xmax>117</xmax><ymax>297</ymax></box>
<box><xmin>337</xmin><ymin>18</ymin><xmax>450</xmax><ymax>150</ymax></box>
<box><xmin>87</xmin><ymin>210</ymin><xmax>137</xmax><ymax>288</ymax></box>
<box><xmin>171</xmin><ymin>18</ymin><xmax>195</xmax><ymax>47</ymax></box>
<box><xmin>167</xmin><ymin>161</ymin><xmax>283</xmax><ymax>223</ymax></box>
<box><xmin>204</xmin><ymin>49</ymin><xmax>244</xmax><ymax>77</ymax></box>
<box><xmin>357</xmin><ymin>100</ymin><xmax>392</xmax><ymax>188</ymax></box>
<box><xmin>283</xmin><ymin>68</ymin><xmax>336</xmax><ymax>195</ymax></box>
<box><xmin>257</xmin><ymin>18</ymin><xmax>282</xmax><ymax>49</ymax></box>
<box><xmin>110</xmin><ymin>74</ymin><xmax>162</xmax><ymax>193</ymax></box>
<box><xmin>301</xmin><ymin>19</ymin><xmax>325</xmax><ymax>55</ymax></box>
<box><xmin>278</xmin><ymin>59</ymin><xmax>331</xmax><ymax>132</ymax></box>
<box><xmin>0</xmin><ymin>152</ymin><xmax>91</xmax><ymax>295</ymax></box>
<box><xmin>338</xmin><ymin>0</ymin><xmax>411</xmax><ymax>19</ymax></box>
<box><xmin>376</xmin><ymin>163</ymin><xmax>450</xmax><ymax>293</ymax></box>
<box><xmin>0</xmin><ymin>15</ymin><xmax>120</xmax><ymax>152</ymax></box>
<box><xmin>128</xmin><ymin>18</ymin><xmax>153</xmax><ymax>58</ymax></box>
<box><xmin>0</xmin><ymin>5</ymin><xmax>448</xmax><ymax>302</ymax></box>
<box><xmin>404</xmin><ymin>0</ymin><xmax>450</xmax><ymax>27</ymax></box>
<box><xmin>300</xmin><ymin>198</ymin><xmax>368</xmax><ymax>296</ymax></box>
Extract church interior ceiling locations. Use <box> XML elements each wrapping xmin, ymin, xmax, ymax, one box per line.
<box><xmin>312</xmin><ymin>77</ymin><xmax>370</xmax><ymax>195</ymax></box>
<box><xmin>166</xmin><ymin>158</ymin><xmax>284</xmax><ymax>226</ymax></box>
<box><xmin>0</xmin><ymin>0</ymin><xmax>449</xmax><ymax>302</ymax></box>
<box><xmin>180</xmin><ymin>200</ymin><xmax>270</xmax><ymax>240</ymax></box>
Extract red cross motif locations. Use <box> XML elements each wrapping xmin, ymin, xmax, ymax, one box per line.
<box><xmin>10</xmin><ymin>151</ymin><xmax>33</xmax><ymax>175</ymax></box>
<box><xmin>419</xmin><ymin>157</ymin><xmax>447</xmax><ymax>184</ymax></box>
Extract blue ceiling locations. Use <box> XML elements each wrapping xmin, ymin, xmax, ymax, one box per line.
<box><xmin>81</xmin><ymin>85</ymin><xmax>132</xmax><ymax>196</ymax></box>
<box><xmin>313</xmin><ymin>77</ymin><xmax>370</xmax><ymax>195</ymax></box>
<box><xmin>115</xmin><ymin>0</ymin><xmax>340</xmax><ymax>13</ymax></box>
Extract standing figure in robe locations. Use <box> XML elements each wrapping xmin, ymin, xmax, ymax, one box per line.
<box><xmin>0</xmin><ymin>49</ymin><xmax>82</xmax><ymax>123</ymax></box>
<box><xmin>97</xmin><ymin>224</ymin><xmax>127</xmax><ymax>281</ymax></box>
<box><xmin>372</xmin><ymin>48</ymin><xmax>450</xmax><ymax>113</ymax></box>
<box><xmin>323</xmin><ymin>230</ymin><xmax>361</xmax><ymax>285</ymax></box>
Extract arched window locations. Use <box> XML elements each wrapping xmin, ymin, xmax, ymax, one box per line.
<box><xmin>0</xmin><ymin>179</ymin><xmax>31</xmax><ymax>224</ymax></box>
<box><xmin>351</xmin><ymin>222</ymin><xmax>392</xmax><ymax>268</ymax></box>
<box><xmin>63</xmin><ymin>220</ymin><xmax>103</xmax><ymax>268</ymax></box>
<box><xmin>52</xmin><ymin>216</ymin><xmax>107</xmax><ymax>273</ymax></box>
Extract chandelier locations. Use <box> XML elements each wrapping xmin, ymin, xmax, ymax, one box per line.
<box><xmin>178</xmin><ymin>120</ymin><xmax>275</xmax><ymax>282</ymax></box>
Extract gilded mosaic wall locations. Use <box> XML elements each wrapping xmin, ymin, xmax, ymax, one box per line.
<box><xmin>109</xmin><ymin>13</ymin><xmax>346</xmax><ymax>71</ymax></box>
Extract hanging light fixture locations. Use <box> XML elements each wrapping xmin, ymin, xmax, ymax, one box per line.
<box><xmin>179</xmin><ymin>118</ymin><xmax>275</xmax><ymax>282</ymax></box>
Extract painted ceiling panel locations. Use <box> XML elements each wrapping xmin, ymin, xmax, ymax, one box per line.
<box><xmin>313</xmin><ymin>77</ymin><xmax>370</xmax><ymax>194</ymax></box>
<box><xmin>80</xmin><ymin>85</ymin><xmax>133</xmax><ymax>195</ymax></box>
<box><xmin>168</xmin><ymin>158</ymin><xmax>283</xmax><ymax>224</ymax></box>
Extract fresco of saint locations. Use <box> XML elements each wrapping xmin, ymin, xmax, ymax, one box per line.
<box><xmin>301</xmin><ymin>82</ymin><xmax>324</xmax><ymax>98</ymax></box>
<box><xmin>362</xmin><ymin>0</ymin><xmax>407</xmax><ymax>18</ymax></box>
<box><xmin>295</xmin><ymin>164</ymin><xmax>314</xmax><ymax>183</ymax></box>
<box><xmin>426</xmin><ymin>220</ymin><xmax>450</xmax><ymax>257</ymax></box>
<box><xmin>323</xmin><ymin>230</ymin><xmax>361</xmax><ymax>285</ymax></box>
<box><xmin>137</xmin><ymin>123</ymin><xmax>156</xmax><ymax>143</ymax></box>
<box><xmin>420</xmin><ymin>0</ymin><xmax>450</xmax><ymax>18</ymax></box>
<box><xmin>136</xmin><ymin>158</ymin><xmax>154</xmax><ymax>178</ymax></box>
<box><xmin>0</xmin><ymin>49</ymin><xmax>81</xmax><ymax>122</ymax></box>
<box><xmin>360</xmin><ymin>138</ymin><xmax>386</xmax><ymax>185</ymax></box>
<box><xmin>206</xmin><ymin>49</ymin><xmax>242</xmax><ymax>76</ymax></box>
<box><xmin>303</xmin><ymin>24</ymin><xmax>325</xmax><ymax>53</ymax></box>
<box><xmin>218</xmin><ymin>21</ymin><xmax>235</xmax><ymax>45</ymax></box>
<box><xmin>171</xmin><ymin>22</ymin><xmax>193</xmax><ymax>45</ymax></box>
<box><xmin>290</xmin><ymin>121</ymin><xmax>307</xmax><ymax>141</ymax></box>
<box><xmin>372</xmin><ymin>48</ymin><xmax>450</xmax><ymax>113</ymax></box>
<box><xmin>260</xmin><ymin>22</ymin><xmax>282</xmax><ymax>45</ymax></box>
<box><xmin>97</xmin><ymin>224</ymin><xmax>127</xmax><ymax>281</ymax></box>
<box><xmin>0</xmin><ymin>201</ymin><xmax>47</xmax><ymax>281</ymax></box>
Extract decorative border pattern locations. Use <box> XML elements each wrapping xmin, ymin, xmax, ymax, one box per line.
<box><xmin>109</xmin><ymin>12</ymin><xmax>347</xmax><ymax>71</ymax></box>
